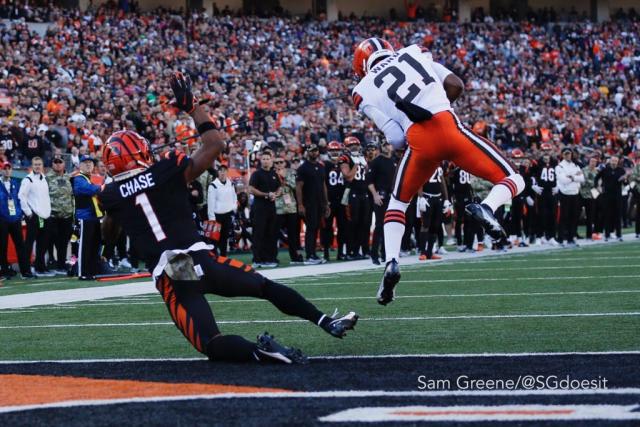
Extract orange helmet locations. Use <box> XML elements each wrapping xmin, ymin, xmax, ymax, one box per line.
<box><xmin>511</xmin><ymin>148</ymin><xmax>525</xmax><ymax>158</ymax></box>
<box><xmin>103</xmin><ymin>130</ymin><xmax>153</xmax><ymax>177</ymax></box>
<box><xmin>327</xmin><ymin>140</ymin><xmax>343</xmax><ymax>150</ymax></box>
<box><xmin>540</xmin><ymin>142</ymin><xmax>553</xmax><ymax>151</ymax></box>
<box><xmin>352</xmin><ymin>38</ymin><xmax>394</xmax><ymax>78</ymax></box>
<box><xmin>344</xmin><ymin>136</ymin><xmax>361</xmax><ymax>147</ymax></box>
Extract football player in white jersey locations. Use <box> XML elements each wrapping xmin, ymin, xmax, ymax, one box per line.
<box><xmin>351</xmin><ymin>38</ymin><xmax>525</xmax><ymax>306</ymax></box>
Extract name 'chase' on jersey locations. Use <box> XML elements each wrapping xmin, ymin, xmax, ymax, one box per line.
<box><xmin>119</xmin><ymin>172</ymin><xmax>156</xmax><ymax>198</ymax></box>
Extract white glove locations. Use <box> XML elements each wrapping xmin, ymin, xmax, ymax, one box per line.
<box><xmin>526</xmin><ymin>196</ymin><xmax>534</xmax><ymax>206</ymax></box>
<box><xmin>442</xmin><ymin>199</ymin><xmax>453</xmax><ymax>215</ymax></box>
<box><xmin>552</xmin><ymin>186</ymin><xmax>559</xmax><ymax>195</ymax></box>
<box><xmin>532</xmin><ymin>184</ymin><xmax>543</xmax><ymax>195</ymax></box>
<box><xmin>417</xmin><ymin>196</ymin><xmax>429</xmax><ymax>213</ymax></box>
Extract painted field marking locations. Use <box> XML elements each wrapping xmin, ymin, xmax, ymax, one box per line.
<box><xmin>399</xmin><ymin>264</ymin><xmax>640</xmax><ymax>274</ymax></box>
<box><xmin>2</xmin><ymin>350</ymin><xmax>640</xmax><ymax>364</ymax></box>
<box><xmin>288</xmin><ymin>275</ymin><xmax>640</xmax><ymax>287</ymax></box>
<box><xmin>11</xmin><ymin>289</ymin><xmax>640</xmax><ymax>310</ymax></box>
<box><xmin>319</xmin><ymin>404</ymin><xmax>640</xmax><ymax>422</ymax></box>
<box><xmin>1</xmin><ymin>311</ymin><xmax>639</xmax><ymax>330</ymax></box>
<box><xmin>1</xmin><ymin>389</ymin><xmax>639</xmax><ymax>415</ymax></box>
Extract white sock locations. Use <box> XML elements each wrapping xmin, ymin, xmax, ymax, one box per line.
<box><xmin>384</xmin><ymin>197</ymin><xmax>410</xmax><ymax>263</ymax></box>
<box><xmin>481</xmin><ymin>183</ymin><xmax>512</xmax><ymax>212</ymax></box>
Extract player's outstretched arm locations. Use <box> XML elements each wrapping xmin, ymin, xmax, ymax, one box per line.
<box><xmin>169</xmin><ymin>72</ymin><xmax>226</xmax><ymax>182</ymax></box>
<box><xmin>186</xmin><ymin>105</ymin><xmax>226</xmax><ymax>182</ymax></box>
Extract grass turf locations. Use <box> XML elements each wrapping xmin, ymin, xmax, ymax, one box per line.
<box><xmin>0</xmin><ymin>242</ymin><xmax>638</xmax><ymax>360</ymax></box>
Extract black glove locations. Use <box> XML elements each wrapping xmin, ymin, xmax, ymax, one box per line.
<box><xmin>170</xmin><ymin>72</ymin><xmax>197</xmax><ymax>113</ymax></box>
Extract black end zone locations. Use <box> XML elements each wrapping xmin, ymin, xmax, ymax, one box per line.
<box><xmin>1</xmin><ymin>354</ymin><xmax>639</xmax><ymax>425</ymax></box>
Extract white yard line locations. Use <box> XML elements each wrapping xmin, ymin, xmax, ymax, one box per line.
<box><xmin>1</xmin><ymin>311</ymin><xmax>639</xmax><ymax>329</ymax></box>
<box><xmin>287</xmin><ymin>275</ymin><xmax>640</xmax><ymax>287</ymax></box>
<box><xmin>0</xmin><ymin>235</ymin><xmax>636</xmax><ymax>310</ymax></box>
<box><xmin>0</xmin><ymin>389</ymin><xmax>639</xmax><ymax>415</ymax></box>
<box><xmin>5</xmin><ymin>289</ymin><xmax>638</xmax><ymax>310</ymax></box>
<box><xmin>1</xmin><ymin>350</ymin><xmax>640</xmax><ymax>364</ymax></box>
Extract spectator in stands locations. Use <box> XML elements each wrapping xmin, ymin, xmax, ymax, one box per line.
<box><xmin>556</xmin><ymin>148</ymin><xmax>584</xmax><ymax>246</ymax></box>
<box><xmin>46</xmin><ymin>155</ymin><xmax>74</xmax><ymax>274</ymax></box>
<box><xmin>595</xmin><ymin>156</ymin><xmax>627</xmax><ymax>241</ymax></box>
<box><xmin>18</xmin><ymin>156</ymin><xmax>52</xmax><ymax>276</ymax></box>
<box><xmin>296</xmin><ymin>144</ymin><xmax>328</xmax><ymax>265</ymax></box>
<box><xmin>207</xmin><ymin>164</ymin><xmax>237</xmax><ymax>257</ymax></box>
<box><xmin>274</xmin><ymin>158</ymin><xmax>303</xmax><ymax>264</ymax></box>
<box><xmin>72</xmin><ymin>155</ymin><xmax>103</xmax><ymax>280</ymax></box>
<box><xmin>0</xmin><ymin>162</ymin><xmax>32</xmax><ymax>278</ymax></box>
<box><xmin>248</xmin><ymin>150</ymin><xmax>281</xmax><ymax>267</ymax></box>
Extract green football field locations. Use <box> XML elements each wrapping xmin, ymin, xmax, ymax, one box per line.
<box><xmin>1</xmin><ymin>241</ymin><xmax>639</xmax><ymax>361</ymax></box>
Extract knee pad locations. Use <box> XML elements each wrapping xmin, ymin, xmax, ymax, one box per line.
<box><xmin>387</xmin><ymin>196</ymin><xmax>409</xmax><ymax>213</ymax></box>
<box><xmin>509</xmin><ymin>174</ymin><xmax>526</xmax><ymax>196</ymax></box>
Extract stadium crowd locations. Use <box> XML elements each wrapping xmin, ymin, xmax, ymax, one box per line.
<box><xmin>0</xmin><ymin>2</ymin><xmax>639</xmax><ymax>276</ymax></box>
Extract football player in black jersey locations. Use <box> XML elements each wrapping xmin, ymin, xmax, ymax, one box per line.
<box><xmin>531</xmin><ymin>146</ymin><xmax>559</xmax><ymax>245</ymax></box>
<box><xmin>450</xmin><ymin>164</ymin><xmax>475</xmax><ymax>251</ymax></box>
<box><xmin>99</xmin><ymin>73</ymin><xmax>357</xmax><ymax>364</ymax></box>
<box><xmin>418</xmin><ymin>165</ymin><xmax>448</xmax><ymax>260</ymax></box>
<box><xmin>339</xmin><ymin>136</ymin><xmax>371</xmax><ymax>260</ymax></box>
<box><xmin>322</xmin><ymin>141</ymin><xmax>347</xmax><ymax>261</ymax></box>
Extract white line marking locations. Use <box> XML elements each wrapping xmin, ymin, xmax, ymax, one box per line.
<box><xmin>2</xmin><ymin>351</ymin><xmax>640</xmax><ymax>364</ymax></box>
<box><xmin>1</xmin><ymin>312</ymin><xmax>639</xmax><ymax>330</ymax></box>
<box><xmin>288</xmin><ymin>275</ymin><xmax>640</xmax><ymax>286</ymax></box>
<box><xmin>0</xmin><ymin>234</ymin><xmax>635</xmax><ymax>309</ymax></box>
<box><xmin>17</xmin><ymin>289</ymin><xmax>640</xmax><ymax>309</ymax></box>
<box><xmin>0</xmin><ymin>389</ymin><xmax>639</xmax><ymax>415</ymax></box>
<box><xmin>319</xmin><ymin>404</ymin><xmax>640</xmax><ymax>422</ymax></box>
<box><xmin>400</xmin><ymin>265</ymin><xmax>640</xmax><ymax>274</ymax></box>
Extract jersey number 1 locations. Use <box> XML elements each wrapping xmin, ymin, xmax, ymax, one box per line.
<box><xmin>135</xmin><ymin>193</ymin><xmax>167</xmax><ymax>241</ymax></box>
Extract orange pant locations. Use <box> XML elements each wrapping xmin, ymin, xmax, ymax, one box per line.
<box><xmin>393</xmin><ymin>111</ymin><xmax>518</xmax><ymax>203</ymax></box>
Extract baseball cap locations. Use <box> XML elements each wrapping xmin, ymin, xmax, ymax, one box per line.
<box><xmin>305</xmin><ymin>143</ymin><xmax>319</xmax><ymax>152</ymax></box>
<box><xmin>52</xmin><ymin>155</ymin><xmax>64</xmax><ymax>163</ymax></box>
<box><xmin>2</xmin><ymin>162</ymin><xmax>12</xmax><ymax>169</ymax></box>
<box><xmin>79</xmin><ymin>155</ymin><xmax>97</xmax><ymax>164</ymax></box>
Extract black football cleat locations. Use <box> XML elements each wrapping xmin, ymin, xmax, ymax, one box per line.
<box><xmin>256</xmin><ymin>332</ymin><xmax>308</xmax><ymax>364</ymax></box>
<box><xmin>466</xmin><ymin>203</ymin><xmax>506</xmax><ymax>240</ymax></box>
<box><xmin>322</xmin><ymin>311</ymin><xmax>359</xmax><ymax>338</ymax></box>
<box><xmin>377</xmin><ymin>258</ymin><xmax>400</xmax><ymax>306</ymax></box>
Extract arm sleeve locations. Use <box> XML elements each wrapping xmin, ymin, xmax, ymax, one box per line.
<box><xmin>18</xmin><ymin>177</ymin><xmax>32</xmax><ymax>216</ymax></box>
<box><xmin>574</xmin><ymin>167</ymin><xmax>585</xmax><ymax>183</ymax></box>
<box><xmin>555</xmin><ymin>165</ymin><xmax>571</xmax><ymax>186</ymax></box>
<box><xmin>362</xmin><ymin>105</ymin><xmax>406</xmax><ymax>149</ymax></box>
<box><xmin>207</xmin><ymin>184</ymin><xmax>216</xmax><ymax>220</ymax></box>
<box><xmin>431</xmin><ymin>61</ymin><xmax>453</xmax><ymax>82</ymax></box>
<box><xmin>73</xmin><ymin>177</ymin><xmax>101</xmax><ymax>196</ymax></box>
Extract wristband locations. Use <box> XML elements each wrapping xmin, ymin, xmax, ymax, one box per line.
<box><xmin>197</xmin><ymin>121</ymin><xmax>217</xmax><ymax>135</ymax></box>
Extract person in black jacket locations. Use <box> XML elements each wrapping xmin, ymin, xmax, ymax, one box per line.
<box><xmin>367</xmin><ymin>141</ymin><xmax>396</xmax><ymax>264</ymax></box>
<box><xmin>595</xmin><ymin>156</ymin><xmax>627</xmax><ymax>241</ymax></box>
<box><xmin>296</xmin><ymin>144</ymin><xmax>329</xmax><ymax>265</ymax></box>
<box><xmin>0</xmin><ymin>163</ymin><xmax>32</xmax><ymax>278</ymax></box>
<box><xmin>248</xmin><ymin>150</ymin><xmax>281</xmax><ymax>267</ymax></box>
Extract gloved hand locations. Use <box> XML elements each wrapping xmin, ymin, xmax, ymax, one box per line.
<box><xmin>526</xmin><ymin>196</ymin><xmax>534</xmax><ymax>206</ymax></box>
<box><xmin>442</xmin><ymin>199</ymin><xmax>453</xmax><ymax>215</ymax></box>
<box><xmin>170</xmin><ymin>71</ymin><xmax>198</xmax><ymax>113</ymax></box>
<box><xmin>417</xmin><ymin>196</ymin><xmax>429</xmax><ymax>213</ymax></box>
<box><xmin>552</xmin><ymin>186</ymin><xmax>559</xmax><ymax>195</ymax></box>
<box><xmin>532</xmin><ymin>184</ymin><xmax>543</xmax><ymax>195</ymax></box>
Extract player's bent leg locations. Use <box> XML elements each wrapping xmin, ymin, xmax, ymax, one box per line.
<box><xmin>446</xmin><ymin>112</ymin><xmax>525</xmax><ymax>238</ymax></box>
<box><xmin>191</xmin><ymin>250</ymin><xmax>358</xmax><ymax>339</ymax></box>
<box><xmin>379</xmin><ymin>148</ymin><xmax>439</xmax><ymax>306</ymax></box>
